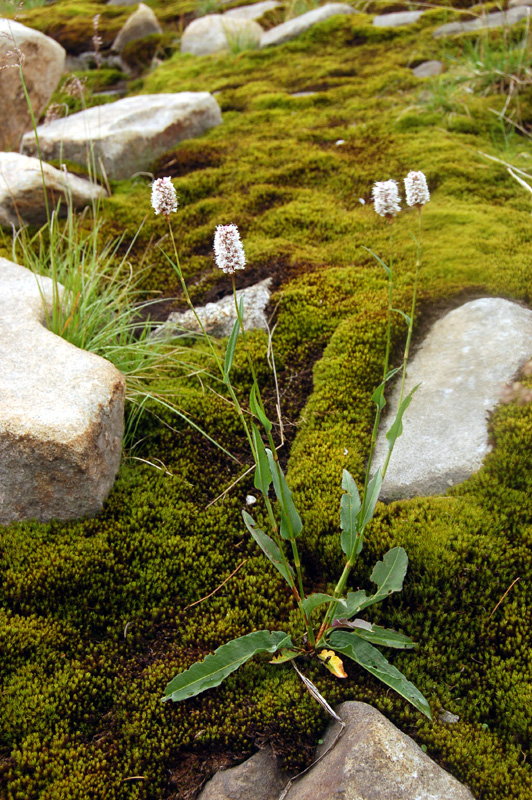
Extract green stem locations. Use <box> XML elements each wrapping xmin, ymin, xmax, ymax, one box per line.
<box><xmin>230</xmin><ymin>276</ymin><xmax>314</xmax><ymax>647</ymax></box>
<box><xmin>363</xmin><ymin>221</ymin><xmax>394</xmax><ymax>497</ymax></box>
<box><xmin>167</xmin><ymin>222</ymin><xmax>255</xmax><ymax>457</ymax></box>
<box><xmin>381</xmin><ymin>208</ymin><xmax>422</xmax><ymax>480</ymax></box>
<box><xmin>318</xmin><ymin>221</ymin><xmax>400</xmax><ymax>644</ymax></box>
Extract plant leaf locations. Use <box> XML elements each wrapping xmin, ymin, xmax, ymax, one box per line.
<box><xmin>242</xmin><ymin>511</ymin><xmax>294</xmax><ymax>586</ymax></box>
<box><xmin>371</xmin><ymin>381</ymin><xmax>386</xmax><ymax>411</ymax></box>
<box><xmin>358</xmin><ymin>468</ymin><xmax>383</xmax><ymax>533</ymax></box>
<box><xmin>270</xmin><ymin>648</ymin><xmax>300</xmax><ymax>664</ymax></box>
<box><xmin>328</xmin><ymin>631</ymin><xmax>432</xmax><ymax>719</ymax></box>
<box><xmin>330</xmin><ymin>620</ymin><xmax>415</xmax><ymax>649</ymax></box>
<box><xmin>369</xmin><ymin>545</ymin><xmax>408</xmax><ymax>602</ymax></box>
<box><xmin>163</xmin><ymin>630</ymin><xmax>292</xmax><ymax>702</ymax></box>
<box><xmin>392</xmin><ymin>308</ymin><xmax>411</xmax><ymax>326</ymax></box>
<box><xmin>340</xmin><ymin>590</ymin><xmax>370</xmax><ymax>619</ymax></box>
<box><xmin>250</xmin><ymin>384</ymin><xmax>272</xmax><ymax>432</ymax></box>
<box><xmin>318</xmin><ymin>650</ymin><xmax>347</xmax><ymax>678</ymax></box>
<box><xmin>340</xmin><ymin>469</ymin><xmax>362</xmax><ymax>557</ymax></box>
<box><xmin>302</xmin><ymin>593</ymin><xmax>347</xmax><ymax>617</ymax></box>
<box><xmin>385</xmin><ymin>384</ymin><xmax>420</xmax><ymax>451</ymax></box>
<box><xmin>362</xmin><ymin>245</ymin><xmax>391</xmax><ymax>278</ymax></box>
<box><xmin>251</xmin><ymin>422</ymin><xmax>272</xmax><ymax>496</ymax></box>
<box><xmin>223</xmin><ymin>299</ymin><xmax>243</xmax><ymax>381</ymax></box>
<box><xmin>266</xmin><ymin>449</ymin><xmax>303</xmax><ymax>540</ymax></box>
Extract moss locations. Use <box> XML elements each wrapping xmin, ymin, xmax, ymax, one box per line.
<box><xmin>3</xmin><ymin>2</ymin><xmax>532</xmax><ymax>798</ymax></box>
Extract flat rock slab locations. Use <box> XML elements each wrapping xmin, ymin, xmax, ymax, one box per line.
<box><xmin>198</xmin><ymin>747</ymin><xmax>288</xmax><ymax>800</ymax></box>
<box><xmin>0</xmin><ymin>19</ymin><xmax>65</xmax><ymax>151</ymax></box>
<box><xmin>372</xmin><ymin>298</ymin><xmax>532</xmax><ymax>500</ymax></box>
<box><xmin>434</xmin><ymin>7</ymin><xmax>530</xmax><ymax>37</ymax></box>
<box><xmin>224</xmin><ymin>1</ymin><xmax>281</xmax><ymax>21</ymax></box>
<box><xmin>181</xmin><ymin>15</ymin><xmax>263</xmax><ymax>55</ymax></box>
<box><xmin>0</xmin><ymin>152</ymin><xmax>107</xmax><ymax>228</ymax></box>
<box><xmin>372</xmin><ymin>10</ymin><xmax>424</xmax><ymax>28</ymax></box>
<box><xmin>152</xmin><ymin>278</ymin><xmax>272</xmax><ymax>339</ymax></box>
<box><xmin>412</xmin><ymin>59</ymin><xmax>443</xmax><ymax>78</ymax></box>
<box><xmin>112</xmin><ymin>2</ymin><xmax>162</xmax><ymax>53</ymax></box>
<box><xmin>0</xmin><ymin>259</ymin><xmax>125</xmax><ymax>525</ymax></box>
<box><xmin>260</xmin><ymin>3</ymin><xmax>354</xmax><ymax>48</ymax></box>
<box><xmin>21</xmin><ymin>93</ymin><xmax>222</xmax><ymax>180</ymax></box>
<box><xmin>285</xmin><ymin>702</ymin><xmax>475</xmax><ymax>799</ymax></box>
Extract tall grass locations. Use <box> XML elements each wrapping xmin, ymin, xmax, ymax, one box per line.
<box><xmin>6</xmin><ymin>196</ymin><xmax>234</xmax><ymax>459</ymax></box>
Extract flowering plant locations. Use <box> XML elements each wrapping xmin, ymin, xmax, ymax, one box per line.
<box><xmin>153</xmin><ymin>175</ymin><xmax>432</xmax><ymax>722</ymax></box>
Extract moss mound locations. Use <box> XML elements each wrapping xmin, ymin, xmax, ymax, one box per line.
<box><xmin>3</xmin><ymin>2</ymin><xmax>532</xmax><ymax>799</ymax></box>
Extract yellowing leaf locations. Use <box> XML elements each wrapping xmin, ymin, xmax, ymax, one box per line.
<box><xmin>318</xmin><ymin>650</ymin><xmax>347</xmax><ymax>678</ymax></box>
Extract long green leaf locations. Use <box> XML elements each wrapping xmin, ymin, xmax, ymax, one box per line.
<box><xmin>266</xmin><ymin>449</ymin><xmax>302</xmax><ymax>540</ymax></box>
<box><xmin>302</xmin><ymin>593</ymin><xmax>347</xmax><ymax>617</ymax></box>
<box><xmin>362</xmin><ymin>245</ymin><xmax>391</xmax><ymax>278</ymax></box>
<box><xmin>385</xmin><ymin>384</ymin><xmax>419</xmax><ymax>450</ymax></box>
<box><xmin>357</xmin><ymin>468</ymin><xmax>383</xmax><ymax>533</ymax></box>
<box><xmin>223</xmin><ymin>298</ymin><xmax>243</xmax><ymax>381</ymax></box>
<box><xmin>340</xmin><ymin>469</ymin><xmax>362</xmax><ymax>557</ymax></box>
<box><xmin>341</xmin><ymin>590</ymin><xmax>369</xmax><ymax>618</ymax></box>
<box><xmin>251</xmin><ymin>422</ymin><xmax>272</xmax><ymax>496</ymax></box>
<box><xmin>250</xmin><ymin>384</ymin><xmax>272</xmax><ymax>432</ymax></box>
<box><xmin>331</xmin><ymin>620</ymin><xmax>415</xmax><ymax>649</ymax></box>
<box><xmin>328</xmin><ymin>630</ymin><xmax>431</xmax><ymax>719</ymax></box>
<box><xmin>163</xmin><ymin>630</ymin><xmax>292</xmax><ymax>702</ymax></box>
<box><xmin>242</xmin><ymin>511</ymin><xmax>294</xmax><ymax>586</ymax></box>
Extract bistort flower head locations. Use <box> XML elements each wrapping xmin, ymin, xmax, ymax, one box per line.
<box><xmin>404</xmin><ymin>170</ymin><xmax>430</xmax><ymax>208</ymax></box>
<box><xmin>372</xmin><ymin>179</ymin><xmax>401</xmax><ymax>219</ymax></box>
<box><xmin>151</xmin><ymin>177</ymin><xmax>178</xmax><ymax>218</ymax></box>
<box><xmin>213</xmin><ymin>223</ymin><xmax>246</xmax><ymax>275</ymax></box>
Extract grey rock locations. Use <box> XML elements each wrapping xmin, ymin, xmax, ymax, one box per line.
<box><xmin>412</xmin><ymin>59</ymin><xmax>443</xmax><ymax>78</ymax></box>
<box><xmin>372</xmin><ymin>298</ymin><xmax>532</xmax><ymax>500</ymax></box>
<box><xmin>224</xmin><ymin>1</ymin><xmax>281</xmax><ymax>21</ymax></box>
<box><xmin>0</xmin><ymin>152</ymin><xmax>107</xmax><ymax>228</ymax></box>
<box><xmin>152</xmin><ymin>278</ymin><xmax>272</xmax><ymax>339</ymax></box>
<box><xmin>509</xmin><ymin>0</ymin><xmax>532</xmax><ymax>7</ymax></box>
<box><xmin>260</xmin><ymin>3</ymin><xmax>354</xmax><ymax>48</ymax></box>
<box><xmin>21</xmin><ymin>93</ymin><xmax>222</xmax><ymax>180</ymax></box>
<box><xmin>0</xmin><ymin>19</ymin><xmax>66</xmax><ymax>151</ymax></box>
<box><xmin>440</xmin><ymin>709</ymin><xmax>460</xmax><ymax>725</ymax></box>
<box><xmin>285</xmin><ymin>702</ymin><xmax>475</xmax><ymax>800</ymax></box>
<box><xmin>434</xmin><ymin>7</ymin><xmax>531</xmax><ymax>37</ymax></box>
<box><xmin>198</xmin><ymin>747</ymin><xmax>288</xmax><ymax>800</ymax></box>
<box><xmin>0</xmin><ymin>259</ymin><xmax>125</xmax><ymax>525</ymax></box>
<box><xmin>108</xmin><ymin>0</ymin><xmax>139</xmax><ymax>5</ymax></box>
<box><xmin>181</xmin><ymin>15</ymin><xmax>263</xmax><ymax>55</ymax></box>
<box><xmin>372</xmin><ymin>10</ymin><xmax>424</xmax><ymax>28</ymax></box>
<box><xmin>111</xmin><ymin>2</ymin><xmax>162</xmax><ymax>53</ymax></box>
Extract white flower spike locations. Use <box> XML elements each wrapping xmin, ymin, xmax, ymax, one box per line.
<box><xmin>213</xmin><ymin>224</ymin><xmax>246</xmax><ymax>275</ymax></box>
<box><xmin>404</xmin><ymin>171</ymin><xmax>430</xmax><ymax>208</ymax></box>
<box><xmin>151</xmin><ymin>177</ymin><xmax>178</xmax><ymax>218</ymax></box>
<box><xmin>372</xmin><ymin>179</ymin><xmax>401</xmax><ymax>219</ymax></box>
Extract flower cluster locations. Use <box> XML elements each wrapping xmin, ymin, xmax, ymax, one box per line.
<box><xmin>213</xmin><ymin>224</ymin><xmax>246</xmax><ymax>275</ymax></box>
<box><xmin>404</xmin><ymin>171</ymin><xmax>430</xmax><ymax>208</ymax></box>
<box><xmin>372</xmin><ymin>180</ymin><xmax>401</xmax><ymax>219</ymax></box>
<box><xmin>151</xmin><ymin>177</ymin><xmax>178</xmax><ymax>218</ymax></box>
<box><xmin>372</xmin><ymin>171</ymin><xmax>430</xmax><ymax>218</ymax></box>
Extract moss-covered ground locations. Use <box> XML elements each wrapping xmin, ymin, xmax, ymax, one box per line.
<box><xmin>2</xmin><ymin>1</ymin><xmax>532</xmax><ymax>798</ymax></box>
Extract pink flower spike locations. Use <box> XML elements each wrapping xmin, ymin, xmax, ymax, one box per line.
<box><xmin>151</xmin><ymin>177</ymin><xmax>178</xmax><ymax>218</ymax></box>
<box><xmin>213</xmin><ymin>224</ymin><xmax>246</xmax><ymax>275</ymax></box>
<box><xmin>404</xmin><ymin>171</ymin><xmax>430</xmax><ymax>208</ymax></box>
<box><xmin>372</xmin><ymin>180</ymin><xmax>401</xmax><ymax>219</ymax></box>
